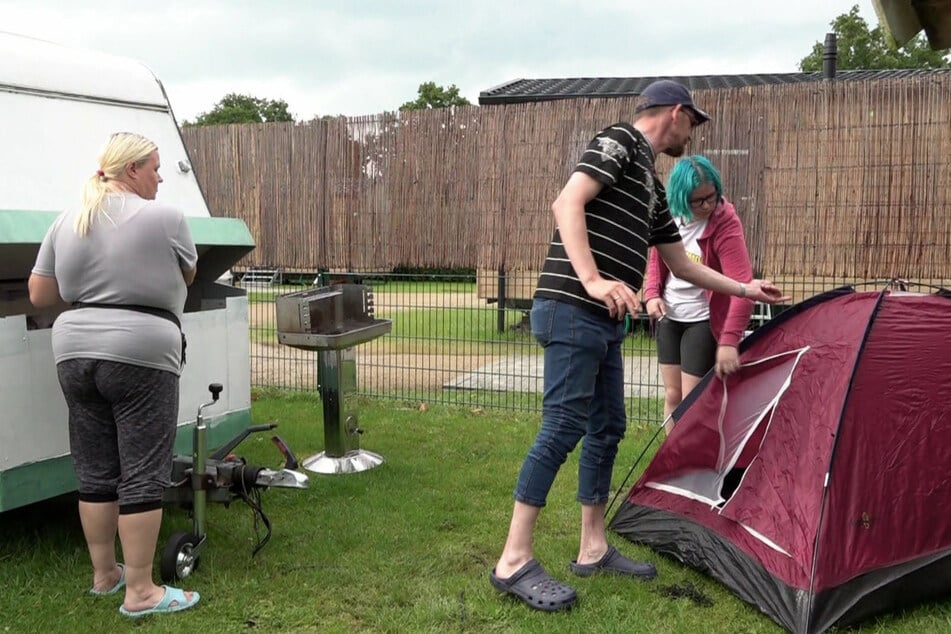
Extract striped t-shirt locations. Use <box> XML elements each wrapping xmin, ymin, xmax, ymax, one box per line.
<box><xmin>534</xmin><ymin>122</ymin><xmax>681</xmax><ymax>316</ymax></box>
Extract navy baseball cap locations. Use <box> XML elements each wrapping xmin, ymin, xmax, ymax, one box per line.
<box><xmin>634</xmin><ymin>79</ymin><xmax>710</xmax><ymax>125</ymax></box>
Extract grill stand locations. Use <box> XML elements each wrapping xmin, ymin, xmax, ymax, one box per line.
<box><xmin>275</xmin><ymin>284</ymin><xmax>391</xmax><ymax>475</ymax></box>
<box><xmin>302</xmin><ymin>347</ymin><xmax>385</xmax><ymax>474</ymax></box>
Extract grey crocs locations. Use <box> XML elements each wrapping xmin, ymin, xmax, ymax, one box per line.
<box><xmin>489</xmin><ymin>559</ymin><xmax>577</xmax><ymax>612</ymax></box>
<box><xmin>569</xmin><ymin>545</ymin><xmax>657</xmax><ymax>579</ymax></box>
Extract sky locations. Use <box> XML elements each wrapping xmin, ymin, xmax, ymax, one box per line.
<box><xmin>2</xmin><ymin>0</ymin><xmax>881</xmax><ymax>122</ymax></box>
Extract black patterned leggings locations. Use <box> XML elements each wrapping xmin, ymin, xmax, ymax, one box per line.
<box><xmin>56</xmin><ymin>359</ymin><xmax>179</xmax><ymax>515</ymax></box>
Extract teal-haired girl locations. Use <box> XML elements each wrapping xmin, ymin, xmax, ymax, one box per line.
<box><xmin>643</xmin><ymin>155</ymin><xmax>755</xmax><ymax>433</ymax></box>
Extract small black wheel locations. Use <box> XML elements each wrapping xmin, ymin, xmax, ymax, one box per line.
<box><xmin>160</xmin><ymin>531</ymin><xmax>201</xmax><ymax>583</ymax></box>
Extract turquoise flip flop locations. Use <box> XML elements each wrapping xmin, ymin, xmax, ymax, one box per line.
<box><xmin>89</xmin><ymin>563</ymin><xmax>125</xmax><ymax>596</ymax></box>
<box><xmin>118</xmin><ymin>585</ymin><xmax>200</xmax><ymax>618</ymax></box>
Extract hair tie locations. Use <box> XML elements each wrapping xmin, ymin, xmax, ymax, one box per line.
<box><xmin>96</xmin><ymin>169</ymin><xmax>105</xmax><ymax>178</ymax></box>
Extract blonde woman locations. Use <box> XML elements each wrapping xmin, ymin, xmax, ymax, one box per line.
<box><xmin>29</xmin><ymin>132</ymin><xmax>199</xmax><ymax>617</ymax></box>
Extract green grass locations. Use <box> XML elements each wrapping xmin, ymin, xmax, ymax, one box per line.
<box><xmin>251</xmin><ymin>325</ymin><xmax>278</xmax><ymax>345</ymax></box>
<box><xmin>245</xmin><ymin>281</ymin><xmax>476</xmax><ymax>303</ymax></box>
<box><xmin>371</xmin><ymin>281</ymin><xmax>476</xmax><ymax>294</ymax></box>
<box><xmin>2</xmin><ymin>395</ymin><xmax>950</xmax><ymax>633</ymax></box>
<box><xmin>386</xmin><ymin>307</ymin><xmax>528</xmax><ymax>348</ymax></box>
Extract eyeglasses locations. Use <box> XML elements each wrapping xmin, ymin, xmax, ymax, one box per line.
<box><xmin>688</xmin><ymin>192</ymin><xmax>719</xmax><ymax>209</ymax></box>
<box><xmin>680</xmin><ymin>107</ymin><xmax>700</xmax><ymax>128</ymax></box>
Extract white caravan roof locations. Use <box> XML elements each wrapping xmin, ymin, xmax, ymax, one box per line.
<box><xmin>0</xmin><ymin>31</ymin><xmax>209</xmax><ymax>218</ymax></box>
<box><xmin>0</xmin><ymin>31</ymin><xmax>168</xmax><ymax>107</ymax></box>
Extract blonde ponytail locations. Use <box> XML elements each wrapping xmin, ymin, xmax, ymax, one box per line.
<box><xmin>74</xmin><ymin>132</ymin><xmax>157</xmax><ymax>237</ymax></box>
<box><xmin>75</xmin><ymin>172</ymin><xmax>111</xmax><ymax>236</ymax></box>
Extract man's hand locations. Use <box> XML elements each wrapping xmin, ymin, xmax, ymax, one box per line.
<box><xmin>645</xmin><ymin>297</ymin><xmax>667</xmax><ymax>320</ymax></box>
<box><xmin>745</xmin><ymin>280</ymin><xmax>790</xmax><ymax>304</ymax></box>
<box><xmin>586</xmin><ymin>279</ymin><xmax>640</xmax><ymax>321</ymax></box>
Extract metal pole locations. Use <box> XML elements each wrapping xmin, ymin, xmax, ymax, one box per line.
<box><xmin>497</xmin><ymin>265</ymin><xmax>506</xmax><ymax>333</ymax></box>
<box><xmin>192</xmin><ymin>405</ymin><xmax>209</xmax><ymax>536</ymax></box>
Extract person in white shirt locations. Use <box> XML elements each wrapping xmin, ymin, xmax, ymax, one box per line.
<box><xmin>643</xmin><ymin>155</ymin><xmax>756</xmax><ymax>434</ymax></box>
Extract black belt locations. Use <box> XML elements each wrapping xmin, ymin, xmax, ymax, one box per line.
<box><xmin>70</xmin><ymin>302</ymin><xmax>186</xmax><ymax>366</ymax></box>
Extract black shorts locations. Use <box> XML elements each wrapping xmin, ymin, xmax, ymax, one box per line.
<box><xmin>655</xmin><ymin>318</ymin><xmax>717</xmax><ymax>377</ymax></box>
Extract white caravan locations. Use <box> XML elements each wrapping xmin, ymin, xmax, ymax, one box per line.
<box><xmin>0</xmin><ymin>32</ymin><xmax>255</xmax><ymax>511</ymax></box>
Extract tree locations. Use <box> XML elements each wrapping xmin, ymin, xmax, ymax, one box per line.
<box><xmin>186</xmin><ymin>93</ymin><xmax>295</xmax><ymax>126</ymax></box>
<box><xmin>399</xmin><ymin>82</ymin><xmax>471</xmax><ymax>111</ymax></box>
<box><xmin>800</xmin><ymin>5</ymin><xmax>951</xmax><ymax>71</ymax></box>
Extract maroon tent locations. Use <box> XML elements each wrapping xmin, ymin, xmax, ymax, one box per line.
<box><xmin>609</xmin><ymin>287</ymin><xmax>951</xmax><ymax>633</ymax></box>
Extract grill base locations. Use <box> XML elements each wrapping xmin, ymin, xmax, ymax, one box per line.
<box><xmin>302</xmin><ymin>449</ymin><xmax>385</xmax><ymax>475</ymax></box>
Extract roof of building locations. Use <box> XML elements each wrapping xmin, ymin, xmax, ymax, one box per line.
<box><xmin>478</xmin><ymin>69</ymin><xmax>951</xmax><ymax>105</ymax></box>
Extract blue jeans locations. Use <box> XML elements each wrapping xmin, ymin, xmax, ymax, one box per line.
<box><xmin>513</xmin><ymin>297</ymin><xmax>628</xmax><ymax>507</ymax></box>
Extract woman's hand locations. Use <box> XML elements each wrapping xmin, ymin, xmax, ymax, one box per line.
<box><xmin>645</xmin><ymin>298</ymin><xmax>667</xmax><ymax>321</ymax></box>
<box><xmin>715</xmin><ymin>345</ymin><xmax>741</xmax><ymax>378</ymax></box>
<box><xmin>744</xmin><ymin>280</ymin><xmax>791</xmax><ymax>304</ymax></box>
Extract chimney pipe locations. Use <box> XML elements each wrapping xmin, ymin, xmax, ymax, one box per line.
<box><xmin>823</xmin><ymin>32</ymin><xmax>837</xmax><ymax>80</ymax></box>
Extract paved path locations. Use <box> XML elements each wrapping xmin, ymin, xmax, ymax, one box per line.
<box><xmin>443</xmin><ymin>354</ymin><xmax>663</xmax><ymax>398</ymax></box>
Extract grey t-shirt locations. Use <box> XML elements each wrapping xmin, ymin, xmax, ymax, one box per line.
<box><xmin>32</xmin><ymin>193</ymin><xmax>198</xmax><ymax>375</ymax></box>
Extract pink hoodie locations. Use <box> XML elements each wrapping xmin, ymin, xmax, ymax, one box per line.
<box><xmin>642</xmin><ymin>197</ymin><xmax>755</xmax><ymax>347</ymax></box>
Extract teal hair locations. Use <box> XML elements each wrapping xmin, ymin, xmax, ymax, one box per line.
<box><xmin>666</xmin><ymin>154</ymin><xmax>723</xmax><ymax>222</ymax></box>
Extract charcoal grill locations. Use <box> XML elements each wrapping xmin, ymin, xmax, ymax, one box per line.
<box><xmin>275</xmin><ymin>283</ymin><xmax>392</xmax><ymax>474</ymax></box>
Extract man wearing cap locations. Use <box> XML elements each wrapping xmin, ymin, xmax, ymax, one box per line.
<box><xmin>489</xmin><ymin>79</ymin><xmax>787</xmax><ymax>612</ymax></box>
